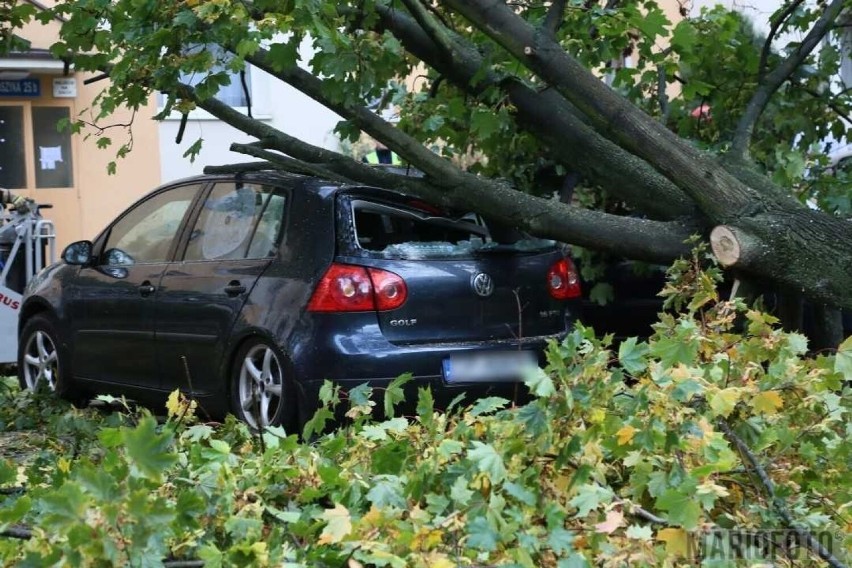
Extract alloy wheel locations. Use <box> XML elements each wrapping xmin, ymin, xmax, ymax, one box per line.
<box><xmin>238</xmin><ymin>344</ymin><xmax>284</xmax><ymax>429</ymax></box>
<box><xmin>22</xmin><ymin>330</ymin><xmax>59</xmax><ymax>392</ymax></box>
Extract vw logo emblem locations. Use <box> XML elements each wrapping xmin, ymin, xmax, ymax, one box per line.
<box><xmin>472</xmin><ymin>272</ymin><xmax>494</xmax><ymax>297</ymax></box>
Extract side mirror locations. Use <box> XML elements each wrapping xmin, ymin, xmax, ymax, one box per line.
<box><xmin>62</xmin><ymin>240</ymin><xmax>94</xmax><ymax>266</ymax></box>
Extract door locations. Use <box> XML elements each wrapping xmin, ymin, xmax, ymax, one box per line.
<box><xmin>69</xmin><ymin>184</ymin><xmax>202</xmax><ymax>387</ymax></box>
<box><xmin>156</xmin><ymin>181</ymin><xmax>287</xmax><ymax>394</ymax></box>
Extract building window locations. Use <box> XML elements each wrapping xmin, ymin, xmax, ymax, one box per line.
<box><xmin>162</xmin><ymin>45</ymin><xmax>251</xmax><ymax>109</ymax></box>
<box><xmin>0</xmin><ymin>103</ymin><xmax>73</xmax><ymax>190</ymax></box>
<box><xmin>0</xmin><ymin>106</ymin><xmax>26</xmax><ymax>189</ymax></box>
<box><xmin>32</xmin><ymin>106</ymin><xmax>73</xmax><ymax>188</ymax></box>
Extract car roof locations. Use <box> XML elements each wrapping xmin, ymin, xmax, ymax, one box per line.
<box><xmin>169</xmin><ymin>170</ymin><xmax>410</xmax><ymax>203</ymax></box>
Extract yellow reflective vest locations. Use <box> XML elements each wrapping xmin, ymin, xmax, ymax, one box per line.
<box><xmin>364</xmin><ymin>150</ymin><xmax>402</xmax><ymax>165</ymax></box>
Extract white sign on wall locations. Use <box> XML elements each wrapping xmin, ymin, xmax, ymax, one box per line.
<box><xmin>53</xmin><ymin>77</ymin><xmax>77</xmax><ymax>98</ymax></box>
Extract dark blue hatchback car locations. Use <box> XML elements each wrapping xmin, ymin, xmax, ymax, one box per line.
<box><xmin>18</xmin><ymin>173</ymin><xmax>581</xmax><ymax>429</ymax></box>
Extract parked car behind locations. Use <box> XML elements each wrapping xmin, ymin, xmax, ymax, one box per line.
<box><xmin>18</xmin><ymin>173</ymin><xmax>581</xmax><ymax>429</ymax></box>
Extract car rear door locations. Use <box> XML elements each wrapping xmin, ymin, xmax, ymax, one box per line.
<box><xmin>69</xmin><ymin>183</ymin><xmax>203</xmax><ymax>387</ymax></box>
<box><xmin>155</xmin><ymin>181</ymin><xmax>287</xmax><ymax>394</ymax></box>
<box><xmin>336</xmin><ymin>196</ymin><xmax>579</xmax><ymax>345</ymax></box>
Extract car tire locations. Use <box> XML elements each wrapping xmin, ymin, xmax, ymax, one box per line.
<box><xmin>18</xmin><ymin>314</ymin><xmax>86</xmax><ymax>406</ymax></box>
<box><xmin>229</xmin><ymin>339</ymin><xmax>295</xmax><ymax>431</ymax></box>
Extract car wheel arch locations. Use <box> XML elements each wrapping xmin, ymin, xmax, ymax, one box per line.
<box><xmin>224</xmin><ymin>330</ymin><xmax>301</xmax><ymax>430</ymax></box>
<box><xmin>222</xmin><ymin>330</ymin><xmax>290</xmax><ymax>392</ymax></box>
<box><xmin>18</xmin><ymin>299</ymin><xmax>58</xmax><ymax>335</ymax></box>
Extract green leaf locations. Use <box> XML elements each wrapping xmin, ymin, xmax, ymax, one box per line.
<box><xmin>40</xmin><ymin>483</ymin><xmax>88</xmax><ymax>526</ymax></box>
<box><xmin>302</xmin><ymin>407</ymin><xmax>334</xmax><ymax>440</ymax></box>
<box><xmin>470</xmin><ymin>108</ymin><xmax>501</xmax><ymax>138</ymax></box>
<box><xmin>635</xmin><ymin>8</ymin><xmax>669</xmax><ymax>38</ymax></box>
<box><xmin>709</xmin><ymin>388</ymin><xmax>743</xmax><ymax>418</ymax></box>
<box><xmin>618</xmin><ymin>337</ymin><xmax>649</xmax><ymax>375</ymax></box>
<box><xmin>348</xmin><ymin>383</ymin><xmax>373</xmax><ymax>408</ymax></box>
<box><xmin>197</xmin><ymin>544</ymin><xmax>224</xmax><ymax>568</ymax></box>
<box><xmin>416</xmin><ymin>386</ymin><xmax>435</xmax><ymax>425</ymax></box>
<box><xmin>671</xmin><ymin>21</ymin><xmax>697</xmax><ymax>52</ymax></box>
<box><xmin>0</xmin><ymin>495</ymin><xmax>31</xmax><ymax>524</ymax></box>
<box><xmin>835</xmin><ymin>335</ymin><xmax>852</xmax><ymax>381</ymax></box>
<box><xmin>558</xmin><ymin>553</ymin><xmax>590</xmax><ymax>568</ymax></box>
<box><xmin>524</xmin><ymin>367</ymin><xmax>555</xmax><ymax>397</ymax></box>
<box><xmin>182</xmin><ymin>138</ymin><xmax>203</xmax><ymax>162</ymax></box>
<box><xmin>548</xmin><ymin>527</ymin><xmax>575</xmax><ymax>555</ymax></box>
<box><xmin>569</xmin><ymin>484</ymin><xmax>612</xmax><ymax>517</ymax></box>
<box><xmin>504</xmin><ymin>481</ymin><xmax>536</xmax><ymax>506</ymax></box>
<box><xmin>466</xmin><ymin>516</ymin><xmax>498</xmax><ymax>551</ymax></box>
<box><xmin>76</xmin><ymin>463</ymin><xmax>120</xmax><ymax>501</ymax></box>
<box><xmin>650</xmin><ymin>336</ymin><xmax>697</xmax><ymax>367</ymax></box>
<box><xmin>361</xmin><ymin>424</ymin><xmax>389</xmax><ymax>441</ymax></box>
<box><xmin>470</xmin><ymin>396</ymin><xmax>509</xmax><ymax>416</ymax></box>
<box><xmin>656</xmin><ymin>489</ymin><xmax>702</xmax><ymax>529</ymax></box>
<box><xmin>450</xmin><ymin>475</ymin><xmax>474</xmax><ymax>505</ymax></box>
<box><xmin>625</xmin><ymin>524</ymin><xmax>653</xmax><ymax>540</ymax></box>
<box><xmin>384</xmin><ymin>373</ymin><xmax>412</xmax><ymax>418</ymax></box>
<box><xmin>517</xmin><ymin>403</ymin><xmax>550</xmax><ymax>437</ymax></box>
<box><xmin>468</xmin><ymin>441</ymin><xmax>506</xmax><ymax>484</ymax></box>
<box><xmin>366</xmin><ymin>475</ymin><xmax>406</xmax><ymax>509</ymax></box>
<box><xmin>588</xmin><ymin>282</ymin><xmax>614</xmax><ymax>306</ymax></box>
<box><xmin>121</xmin><ymin>416</ymin><xmax>177</xmax><ymax>481</ymax></box>
<box><xmin>671</xmin><ymin>378</ymin><xmax>703</xmax><ymax>402</ymax></box>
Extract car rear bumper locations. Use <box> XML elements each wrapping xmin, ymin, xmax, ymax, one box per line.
<box><xmin>289</xmin><ymin>315</ymin><xmax>568</xmax><ymax>417</ymax></box>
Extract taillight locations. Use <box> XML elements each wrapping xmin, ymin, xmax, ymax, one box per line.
<box><xmin>368</xmin><ymin>267</ymin><xmax>407</xmax><ymax>310</ymax></box>
<box><xmin>307</xmin><ymin>263</ymin><xmax>407</xmax><ymax>312</ymax></box>
<box><xmin>547</xmin><ymin>258</ymin><xmax>581</xmax><ymax>300</ymax></box>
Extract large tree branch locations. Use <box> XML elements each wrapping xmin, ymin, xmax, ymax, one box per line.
<box><xmin>189</xmin><ymin>91</ymin><xmax>691</xmax><ymax>262</ymax></box>
<box><xmin>542</xmin><ymin>0</ymin><xmax>567</xmax><ymax>37</ymax></box>
<box><xmin>757</xmin><ymin>0</ymin><xmax>806</xmax><ymax>84</ymax></box>
<box><xmin>732</xmin><ymin>0</ymin><xmax>845</xmax><ymax>158</ymax></box>
<box><xmin>440</xmin><ymin>0</ymin><xmax>800</xmax><ymax>221</ymax></box>
<box><xmin>399</xmin><ymin>0</ymin><xmax>457</xmax><ymax>60</ymax></box>
<box><xmin>364</xmin><ymin>4</ymin><xmax>697</xmax><ymax>220</ymax></box>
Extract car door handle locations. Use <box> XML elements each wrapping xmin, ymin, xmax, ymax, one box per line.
<box><xmin>139</xmin><ymin>281</ymin><xmax>156</xmax><ymax>297</ymax></box>
<box><xmin>224</xmin><ymin>281</ymin><xmax>247</xmax><ymax>297</ymax></box>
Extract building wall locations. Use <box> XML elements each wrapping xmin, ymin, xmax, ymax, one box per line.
<box><xmin>159</xmin><ymin>46</ymin><xmax>344</xmax><ymax>182</ymax></box>
<box><xmin>2</xmin><ymin>13</ymin><xmax>162</xmax><ymax>250</ymax></box>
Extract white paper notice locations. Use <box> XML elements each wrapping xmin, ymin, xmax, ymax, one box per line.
<box><xmin>39</xmin><ymin>146</ymin><xmax>63</xmax><ymax>170</ymax></box>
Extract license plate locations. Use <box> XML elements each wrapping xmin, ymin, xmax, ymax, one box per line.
<box><xmin>443</xmin><ymin>350</ymin><xmax>538</xmax><ymax>384</ymax></box>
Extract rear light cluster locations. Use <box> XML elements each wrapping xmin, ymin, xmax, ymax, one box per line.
<box><xmin>547</xmin><ymin>258</ymin><xmax>581</xmax><ymax>300</ymax></box>
<box><xmin>308</xmin><ymin>263</ymin><xmax>408</xmax><ymax>312</ymax></box>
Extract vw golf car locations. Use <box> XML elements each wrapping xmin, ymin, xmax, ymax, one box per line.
<box><xmin>18</xmin><ymin>173</ymin><xmax>581</xmax><ymax>429</ymax></box>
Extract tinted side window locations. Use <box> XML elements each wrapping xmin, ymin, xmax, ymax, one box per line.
<box><xmin>184</xmin><ymin>182</ymin><xmax>285</xmax><ymax>261</ymax></box>
<box><xmin>103</xmin><ymin>184</ymin><xmax>200</xmax><ymax>265</ymax></box>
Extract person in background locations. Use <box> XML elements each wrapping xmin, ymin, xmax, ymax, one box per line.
<box><xmin>363</xmin><ymin>140</ymin><xmax>402</xmax><ymax>166</ymax></box>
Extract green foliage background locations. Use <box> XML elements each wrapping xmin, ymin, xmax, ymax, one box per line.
<box><xmin>1</xmin><ymin>251</ymin><xmax>849</xmax><ymax>567</ymax></box>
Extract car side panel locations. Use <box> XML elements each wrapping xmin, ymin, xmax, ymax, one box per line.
<box><xmin>155</xmin><ymin>258</ymin><xmax>273</xmax><ymax>395</ymax></box>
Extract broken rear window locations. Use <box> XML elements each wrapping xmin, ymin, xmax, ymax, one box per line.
<box><xmin>350</xmin><ymin>200</ymin><xmax>555</xmax><ymax>259</ymax></box>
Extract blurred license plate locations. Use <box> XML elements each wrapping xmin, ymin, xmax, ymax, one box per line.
<box><xmin>443</xmin><ymin>351</ymin><xmax>537</xmax><ymax>384</ymax></box>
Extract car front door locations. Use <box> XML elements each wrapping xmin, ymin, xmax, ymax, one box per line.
<box><xmin>69</xmin><ymin>183</ymin><xmax>203</xmax><ymax>388</ymax></box>
<box><xmin>155</xmin><ymin>181</ymin><xmax>287</xmax><ymax>395</ymax></box>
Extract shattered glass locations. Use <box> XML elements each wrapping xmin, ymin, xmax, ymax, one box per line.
<box><xmin>377</xmin><ymin>237</ymin><xmax>557</xmax><ymax>259</ymax></box>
